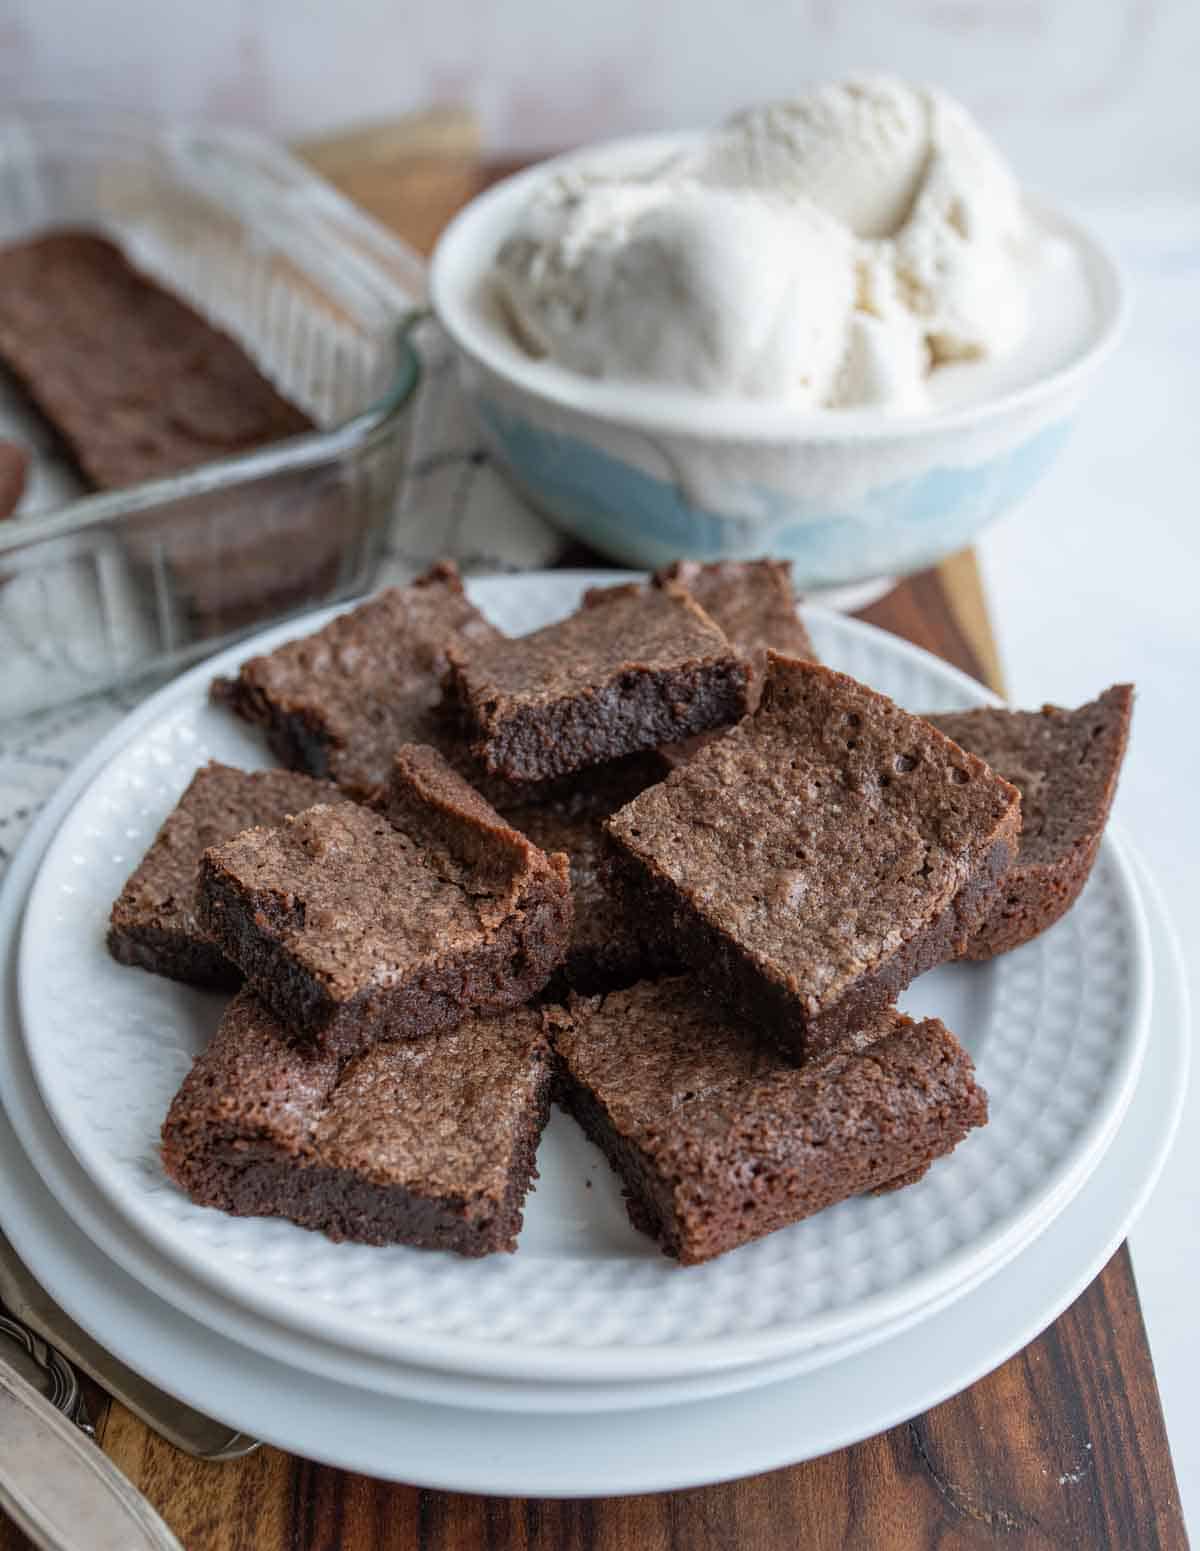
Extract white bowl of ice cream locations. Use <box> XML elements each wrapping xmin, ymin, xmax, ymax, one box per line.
<box><xmin>430</xmin><ymin>78</ymin><xmax>1124</xmax><ymax>590</ymax></box>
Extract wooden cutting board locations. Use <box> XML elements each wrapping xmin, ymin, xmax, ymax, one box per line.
<box><xmin>1</xmin><ymin>117</ymin><xmax>1184</xmax><ymax>1551</ymax></box>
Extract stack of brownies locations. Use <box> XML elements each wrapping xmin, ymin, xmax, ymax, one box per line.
<box><xmin>108</xmin><ymin>559</ymin><xmax>1133</xmax><ymax>1265</ymax></box>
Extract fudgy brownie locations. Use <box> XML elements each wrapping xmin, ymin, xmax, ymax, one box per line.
<box><xmin>606</xmin><ymin>654</ymin><xmax>1020</xmax><ymax>1061</ymax></box>
<box><xmin>648</xmin><ymin>558</ymin><xmax>817</xmax><ymax>768</ymax></box>
<box><xmin>0</xmin><ymin>232</ymin><xmax>312</xmax><ymax>490</ymax></box>
<box><xmin>551</xmin><ymin>978</ymin><xmax>988</xmax><ymax>1266</ymax></box>
<box><xmin>151</xmin><ymin>466</ymin><xmax>354</xmax><ymax>639</ymax></box>
<box><xmin>162</xmin><ymin>990</ymin><xmax>552</xmax><ymax>1254</ymax></box>
<box><xmin>213</xmin><ymin>561</ymin><xmax>503</xmax><ymax>801</ymax></box>
<box><xmin>199</xmin><ymin>745</ymin><xmax>571</xmax><ymax>1055</ymax></box>
<box><xmin>444</xmin><ymin>579</ymin><xmax>751</xmax><ymax>783</ymax></box>
<box><xmin>502</xmin><ymin>754</ymin><xmax>679</xmax><ymax>993</ymax></box>
<box><xmin>927</xmin><ymin>685</ymin><xmax>1133</xmax><ymax>959</ymax></box>
<box><xmin>653</xmin><ymin>559</ymin><xmax>816</xmax><ymax>704</ymax></box>
<box><xmin>108</xmin><ymin>761</ymin><xmax>348</xmax><ymax>990</ymax></box>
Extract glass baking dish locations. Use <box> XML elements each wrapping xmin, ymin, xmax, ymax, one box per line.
<box><xmin>0</xmin><ymin>105</ymin><xmax>425</xmax><ymax>717</ymax></box>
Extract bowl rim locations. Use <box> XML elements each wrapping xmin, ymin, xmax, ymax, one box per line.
<box><xmin>430</xmin><ymin>130</ymin><xmax>1127</xmax><ymax>444</ymax></box>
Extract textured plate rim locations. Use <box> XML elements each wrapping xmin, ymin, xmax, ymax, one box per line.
<box><xmin>17</xmin><ymin>573</ymin><xmax>1154</xmax><ymax>1382</ymax></box>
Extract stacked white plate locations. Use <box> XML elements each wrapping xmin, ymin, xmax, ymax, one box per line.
<box><xmin>0</xmin><ymin>574</ymin><xmax>1187</xmax><ymax>1494</ymax></box>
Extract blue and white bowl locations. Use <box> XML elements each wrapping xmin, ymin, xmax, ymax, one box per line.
<box><xmin>431</xmin><ymin>136</ymin><xmax>1124</xmax><ymax>589</ymax></box>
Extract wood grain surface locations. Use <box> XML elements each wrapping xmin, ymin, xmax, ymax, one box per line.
<box><xmin>0</xmin><ymin>138</ymin><xmax>1186</xmax><ymax>1551</ymax></box>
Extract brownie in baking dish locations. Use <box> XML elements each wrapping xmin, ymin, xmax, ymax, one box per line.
<box><xmin>444</xmin><ymin>579</ymin><xmax>751</xmax><ymax>784</ymax></box>
<box><xmin>199</xmin><ymin>744</ymin><xmax>571</xmax><ymax>1055</ymax></box>
<box><xmin>927</xmin><ymin>684</ymin><xmax>1133</xmax><ymax>959</ymax></box>
<box><xmin>0</xmin><ymin>232</ymin><xmax>312</xmax><ymax>490</ymax></box>
<box><xmin>551</xmin><ymin>978</ymin><xmax>987</xmax><ymax>1266</ymax></box>
<box><xmin>0</xmin><ymin>439</ymin><xmax>28</xmax><ymax>519</ymax></box>
<box><xmin>107</xmin><ymin>761</ymin><xmax>348</xmax><ymax>990</ymax></box>
<box><xmin>212</xmin><ymin>560</ymin><xmax>503</xmax><ymax>801</ymax></box>
<box><xmin>502</xmin><ymin>753</ymin><xmax>679</xmax><ymax>993</ymax></box>
<box><xmin>606</xmin><ymin>654</ymin><xmax>1020</xmax><ymax>1062</ymax></box>
<box><xmin>162</xmin><ymin>990</ymin><xmax>552</xmax><ymax>1254</ymax></box>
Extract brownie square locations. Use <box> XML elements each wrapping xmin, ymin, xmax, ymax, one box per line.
<box><xmin>502</xmin><ymin>754</ymin><xmax>680</xmax><ymax>993</ymax></box>
<box><xmin>653</xmin><ymin>559</ymin><xmax>816</xmax><ymax>705</ymax></box>
<box><xmin>107</xmin><ymin>761</ymin><xmax>348</xmax><ymax>990</ymax></box>
<box><xmin>648</xmin><ymin>558</ymin><xmax>818</xmax><ymax>769</ymax></box>
<box><xmin>213</xmin><ymin>560</ymin><xmax>503</xmax><ymax>801</ymax></box>
<box><xmin>162</xmin><ymin>990</ymin><xmax>552</xmax><ymax>1254</ymax></box>
<box><xmin>199</xmin><ymin>744</ymin><xmax>571</xmax><ymax>1055</ymax></box>
<box><xmin>606</xmin><ymin>655</ymin><xmax>1020</xmax><ymax>1061</ymax></box>
<box><xmin>927</xmin><ymin>684</ymin><xmax>1133</xmax><ymax>959</ymax></box>
<box><xmin>444</xmin><ymin>579</ymin><xmax>751</xmax><ymax>784</ymax></box>
<box><xmin>551</xmin><ymin>978</ymin><xmax>988</xmax><ymax>1266</ymax></box>
<box><xmin>0</xmin><ymin>232</ymin><xmax>312</xmax><ymax>490</ymax></box>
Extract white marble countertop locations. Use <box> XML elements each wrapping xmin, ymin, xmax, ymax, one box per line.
<box><xmin>980</xmin><ymin>195</ymin><xmax>1200</xmax><ymax>1530</ymax></box>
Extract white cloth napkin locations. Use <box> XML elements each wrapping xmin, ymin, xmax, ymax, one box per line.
<box><xmin>384</xmin><ymin>318</ymin><xmax>566</xmax><ymax>582</ymax></box>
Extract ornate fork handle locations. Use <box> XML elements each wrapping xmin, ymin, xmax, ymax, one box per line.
<box><xmin>0</xmin><ymin>1310</ymin><xmax>93</xmax><ymax>1434</ymax></box>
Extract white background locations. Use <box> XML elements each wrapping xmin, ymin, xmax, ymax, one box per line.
<box><xmin>981</xmin><ymin>193</ymin><xmax>1200</xmax><ymax>1530</ymax></box>
<box><xmin>2</xmin><ymin>0</ymin><xmax>1199</xmax><ymax>199</ymax></box>
<box><xmin>4</xmin><ymin>0</ymin><xmax>1200</xmax><ymax>1527</ymax></box>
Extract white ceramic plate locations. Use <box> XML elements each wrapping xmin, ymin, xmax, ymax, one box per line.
<box><xmin>0</xmin><ymin>825</ymin><xmax>1184</xmax><ymax>1493</ymax></box>
<box><xmin>19</xmin><ymin>574</ymin><xmax>1152</xmax><ymax>1383</ymax></box>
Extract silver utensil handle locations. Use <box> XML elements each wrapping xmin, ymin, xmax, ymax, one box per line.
<box><xmin>0</xmin><ymin>1359</ymin><xmax>183</xmax><ymax>1551</ymax></box>
<box><xmin>0</xmin><ymin>1227</ymin><xmax>258</xmax><ymax>1460</ymax></box>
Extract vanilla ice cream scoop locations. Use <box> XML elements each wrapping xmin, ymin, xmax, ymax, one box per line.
<box><xmin>496</xmin><ymin>177</ymin><xmax>855</xmax><ymax>403</ymax></box>
<box><xmin>884</xmin><ymin>91</ymin><xmax>1032</xmax><ymax>362</ymax></box>
<box><xmin>491</xmin><ymin>76</ymin><xmax>1040</xmax><ymax>413</ymax></box>
<box><xmin>695</xmin><ymin>77</ymin><xmax>932</xmax><ymax>241</ymax></box>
